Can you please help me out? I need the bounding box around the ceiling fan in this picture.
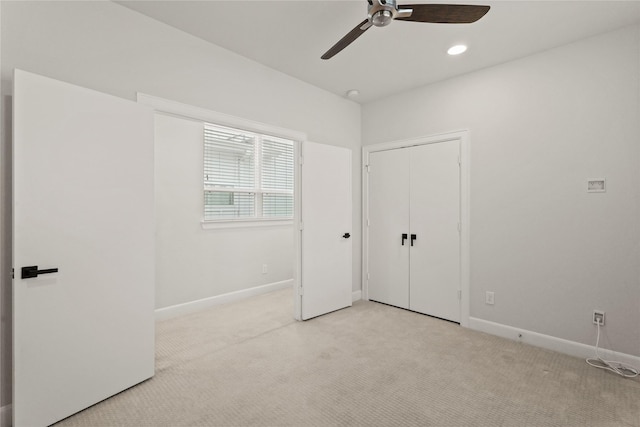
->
[322,0,490,60]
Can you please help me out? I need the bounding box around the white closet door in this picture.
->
[13,70,155,427]
[367,149,410,309]
[409,141,461,322]
[300,141,352,320]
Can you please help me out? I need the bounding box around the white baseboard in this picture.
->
[468,317,640,368]
[155,279,293,321]
[352,290,362,302]
[1,404,11,427]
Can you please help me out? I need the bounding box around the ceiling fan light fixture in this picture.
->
[447,44,468,56]
[372,10,393,27]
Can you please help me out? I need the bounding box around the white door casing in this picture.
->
[298,141,352,320]
[13,70,155,427]
[366,141,460,321]
[363,131,470,326]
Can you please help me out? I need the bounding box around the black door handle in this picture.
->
[21,265,59,279]
[411,234,417,246]
[342,233,351,239]
[401,233,408,246]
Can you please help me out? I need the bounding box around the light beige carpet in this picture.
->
[55,289,640,427]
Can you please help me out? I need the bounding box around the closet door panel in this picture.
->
[409,141,461,321]
[368,149,410,309]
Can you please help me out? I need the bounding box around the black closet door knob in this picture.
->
[342,233,351,239]
[410,234,417,246]
[401,233,408,245]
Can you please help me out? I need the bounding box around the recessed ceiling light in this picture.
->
[447,44,468,56]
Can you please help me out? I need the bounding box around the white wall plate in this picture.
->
[587,179,606,193]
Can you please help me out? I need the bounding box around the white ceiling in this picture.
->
[117,0,640,104]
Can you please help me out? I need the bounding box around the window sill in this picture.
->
[201,218,294,230]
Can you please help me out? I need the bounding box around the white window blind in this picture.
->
[204,125,255,189]
[203,123,294,221]
[261,136,294,218]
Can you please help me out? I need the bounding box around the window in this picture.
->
[204,123,294,221]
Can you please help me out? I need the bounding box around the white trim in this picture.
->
[201,219,293,230]
[1,404,11,427]
[293,141,302,321]
[155,279,293,321]
[361,130,471,326]
[361,148,370,302]
[363,129,469,153]
[136,93,307,142]
[469,317,640,368]
[459,132,471,328]
[352,290,362,302]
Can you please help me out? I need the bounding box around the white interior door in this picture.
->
[300,141,352,320]
[408,141,461,322]
[13,70,155,427]
[367,149,410,309]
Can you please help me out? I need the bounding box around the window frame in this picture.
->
[203,123,295,224]
[136,93,305,229]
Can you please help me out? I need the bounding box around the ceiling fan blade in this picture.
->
[395,4,490,24]
[322,19,372,60]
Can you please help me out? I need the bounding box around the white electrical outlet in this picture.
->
[593,310,605,326]
[485,291,495,305]
[262,264,268,274]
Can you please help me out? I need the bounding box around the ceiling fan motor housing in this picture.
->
[368,0,398,27]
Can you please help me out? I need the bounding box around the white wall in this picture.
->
[3,0,637,419]
[154,113,294,309]
[362,25,640,357]
[0,0,361,411]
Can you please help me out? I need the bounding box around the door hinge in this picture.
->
[11,268,14,279]
[299,156,304,165]
[457,222,461,233]
[299,222,304,231]
[458,290,462,300]
[366,164,370,173]
[298,287,304,296]
[367,272,370,281]
[457,156,461,166]
[367,218,370,227]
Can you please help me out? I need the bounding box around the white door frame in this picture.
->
[362,130,471,327]
[135,94,307,320]
[294,140,302,320]
[133,94,350,322]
